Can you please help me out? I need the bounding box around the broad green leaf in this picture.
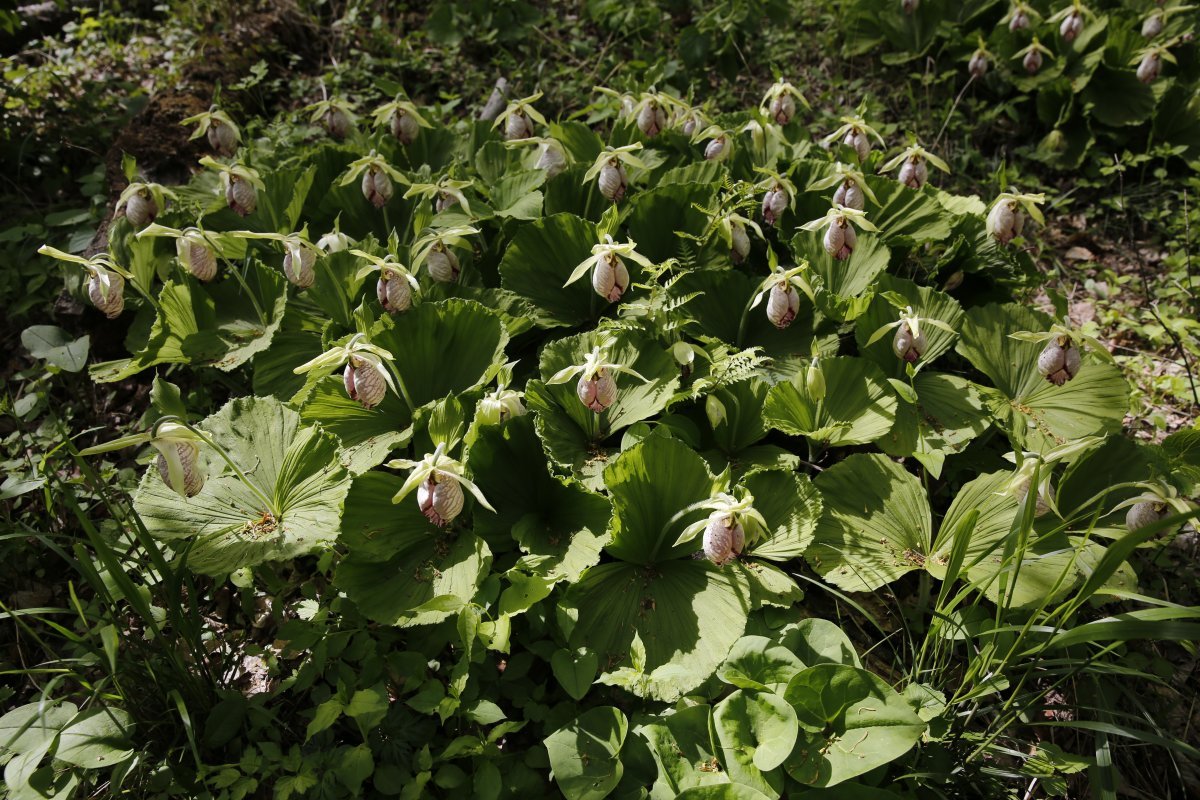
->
[603,434,720,564]
[21,325,90,372]
[565,559,751,701]
[0,702,78,754]
[1083,66,1157,127]
[335,472,492,627]
[636,705,726,795]
[298,376,413,475]
[498,213,600,327]
[853,274,963,377]
[526,328,680,480]
[783,664,924,787]
[489,169,546,220]
[929,470,1021,581]
[468,415,610,583]
[957,303,1128,452]
[625,181,716,264]
[810,454,931,592]
[544,707,628,800]
[862,177,954,244]
[968,535,1136,609]
[551,649,599,701]
[776,619,861,668]
[91,263,288,383]
[706,379,771,455]
[55,708,135,768]
[713,690,797,796]
[876,372,992,477]
[133,396,352,574]
[790,229,891,322]
[672,269,838,373]
[676,787,774,800]
[718,635,805,693]
[372,298,509,410]
[763,357,898,446]
[740,469,821,561]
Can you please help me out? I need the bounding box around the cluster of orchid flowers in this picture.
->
[961,0,1189,84]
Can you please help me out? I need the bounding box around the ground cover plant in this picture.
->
[2,2,1200,799]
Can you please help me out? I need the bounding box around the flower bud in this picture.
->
[988,200,1021,244]
[88,270,125,319]
[892,322,928,363]
[178,235,217,282]
[425,245,460,283]
[226,175,257,217]
[208,120,237,156]
[730,220,751,264]
[535,143,566,178]
[770,94,796,126]
[1060,12,1083,42]
[479,390,527,425]
[324,108,353,140]
[705,394,727,428]
[1136,52,1161,84]
[343,356,387,408]
[1142,13,1164,39]
[1037,337,1081,386]
[832,180,865,211]
[761,186,788,226]
[418,472,464,527]
[766,282,799,329]
[1010,10,1030,31]
[843,129,870,162]
[703,511,744,566]
[317,230,352,253]
[969,51,989,78]
[681,115,699,137]
[598,159,628,202]
[898,157,928,190]
[377,268,412,313]
[390,110,420,144]
[361,167,394,208]
[637,101,667,137]
[1023,49,1044,74]
[902,0,919,13]
[435,191,459,214]
[504,110,533,141]
[704,135,729,161]
[156,441,204,498]
[824,220,856,260]
[806,359,826,402]
[124,189,157,229]
[1014,478,1053,517]
[577,368,617,413]
[592,253,630,302]
[283,247,315,289]
[1126,500,1167,532]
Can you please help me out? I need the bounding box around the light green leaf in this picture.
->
[551,649,599,701]
[718,635,805,693]
[133,396,352,574]
[335,473,492,627]
[55,707,135,768]
[21,325,90,372]
[956,303,1128,452]
[763,357,898,446]
[498,213,601,327]
[544,707,628,800]
[713,690,796,796]
[783,664,924,787]
[810,454,931,592]
[565,559,751,701]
